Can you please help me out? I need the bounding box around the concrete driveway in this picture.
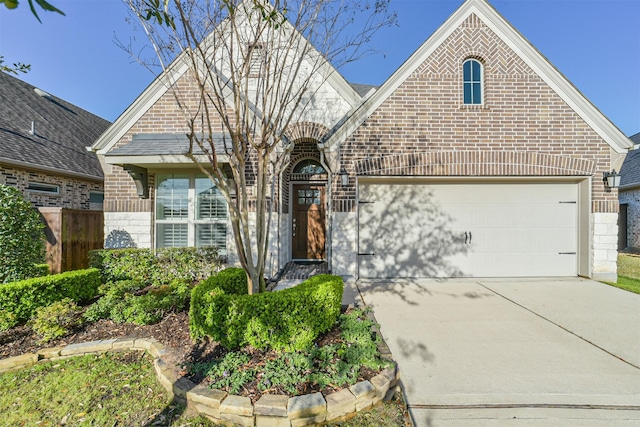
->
[356,278,640,426]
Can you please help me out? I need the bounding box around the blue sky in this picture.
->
[1,0,639,135]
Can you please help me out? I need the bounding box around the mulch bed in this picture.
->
[0,309,380,403]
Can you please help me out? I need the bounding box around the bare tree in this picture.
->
[123,0,394,293]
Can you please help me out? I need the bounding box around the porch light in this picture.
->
[339,168,349,186]
[603,169,621,190]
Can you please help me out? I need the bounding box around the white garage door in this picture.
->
[358,181,578,278]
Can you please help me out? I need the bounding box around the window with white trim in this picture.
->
[463,58,483,105]
[156,174,227,253]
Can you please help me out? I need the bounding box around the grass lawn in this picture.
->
[0,350,410,426]
[606,254,640,295]
[0,351,213,426]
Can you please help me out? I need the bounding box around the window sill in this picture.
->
[460,104,490,111]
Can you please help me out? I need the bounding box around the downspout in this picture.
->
[319,149,333,273]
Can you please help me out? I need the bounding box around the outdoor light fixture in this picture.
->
[339,168,349,186]
[603,169,621,190]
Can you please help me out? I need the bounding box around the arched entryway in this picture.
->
[289,159,327,260]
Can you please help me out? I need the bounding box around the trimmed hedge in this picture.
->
[0,268,101,330]
[33,264,50,278]
[89,247,223,285]
[190,269,344,351]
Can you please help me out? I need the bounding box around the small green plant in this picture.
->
[0,184,45,283]
[197,352,254,394]
[31,298,83,343]
[84,279,191,326]
[259,352,313,394]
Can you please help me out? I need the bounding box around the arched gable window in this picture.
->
[293,159,325,175]
[463,59,483,105]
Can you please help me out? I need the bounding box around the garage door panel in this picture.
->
[358,182,578,278]
[358,184,470,278]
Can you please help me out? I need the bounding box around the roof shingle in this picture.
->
[0,72,110,180]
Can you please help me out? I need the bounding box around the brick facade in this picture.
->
[334,14,617,214]
[0,165,103,210]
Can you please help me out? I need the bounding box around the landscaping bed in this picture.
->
[0,306,390,405]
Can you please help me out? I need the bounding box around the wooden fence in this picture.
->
[38,208,104,274]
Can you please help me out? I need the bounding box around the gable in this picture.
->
[322,0,631,154]
[92,2,364,156]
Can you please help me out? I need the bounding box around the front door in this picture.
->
[292,184,326,259]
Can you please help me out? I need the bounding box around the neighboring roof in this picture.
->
[321,0,633,154]
[620,132,640,189]
[0,72,110,181]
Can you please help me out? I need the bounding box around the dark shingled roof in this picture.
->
[620,132,640,188]
[0,72,110,180]
[107,133,229,157]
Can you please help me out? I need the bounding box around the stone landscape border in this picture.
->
[0,336,400,426]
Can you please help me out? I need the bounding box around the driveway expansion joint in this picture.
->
[476,281,640,371]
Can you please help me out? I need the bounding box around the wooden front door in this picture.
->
[292,184,326,259]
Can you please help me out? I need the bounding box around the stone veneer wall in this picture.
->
[0,165,103,210]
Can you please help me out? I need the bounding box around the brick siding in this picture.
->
[0,165,103,210]
[334,14,617,213]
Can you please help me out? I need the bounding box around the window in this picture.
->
[27,182,59,194]
[156,174,227,253]
[89,192,104,204]
[463,59,483,105]
[293,159,325,175]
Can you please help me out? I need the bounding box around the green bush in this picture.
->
[31,298,83,343]
[33,264,50,277]
[83,279,145,323]
[84,279,191,326]
[89,247,223,285]
[0,185,45,283]
[190,270,343,351]
[199,267,248,296]
[0,268,100,331]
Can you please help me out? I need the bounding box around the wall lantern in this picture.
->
[603,169,621,190]
[338,168,349,186]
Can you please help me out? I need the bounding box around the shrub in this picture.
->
[84,279,191,325]
[33,264,50,277]
[199,267,248,296]
[31,298,83,343]
[83,279,145,323]
[0,185,45,283]
[0,268,100,330]
[89,247,223,285]
[190,270,343,351]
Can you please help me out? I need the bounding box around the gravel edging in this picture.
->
[0,336,400,426]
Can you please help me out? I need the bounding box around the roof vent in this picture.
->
[34,88,52,99]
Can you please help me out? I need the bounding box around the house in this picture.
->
[0,72,109,209]
[91,0,632,282]
[618,132,640,251]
